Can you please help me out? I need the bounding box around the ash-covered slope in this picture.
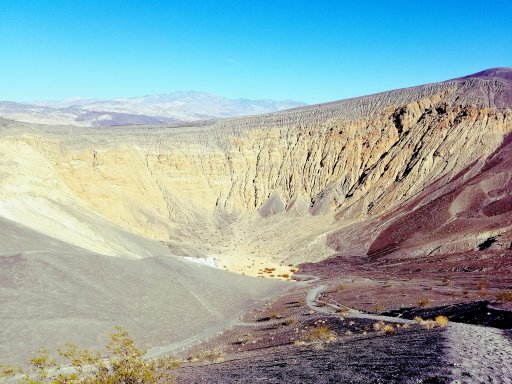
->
[0,215,286,364]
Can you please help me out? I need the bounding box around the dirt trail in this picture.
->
[445,322,512,383]
[307,282,512,384]
[305,283,414,324]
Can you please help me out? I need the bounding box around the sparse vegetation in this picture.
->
[478,281,488,290]
[270,311,282,319]
[337,306,350,314]
[435,315,449,327]
[496,290,512,302]
[282,316,298,326]
[414,316,435,329]
[372,304,385,313]
[414,315,449,329]
[416,297,431,307]
[300,321,336,343]
[0,327,177,384]
[477,281,489,297]
[187,349,225,363]
[233,333,257,345]
[372,321,396,334]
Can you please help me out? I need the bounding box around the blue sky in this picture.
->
[1,0,511,103]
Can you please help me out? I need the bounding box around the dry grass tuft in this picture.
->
[435,315,449,327]
[415,316,447,329]
[496,290,512,302]
[282,316,298,326]
[270,311,282,319]
[302,322,337,343]
[372,320,385,332]
[478,281,488,290]
[337,306,350,314]
[233,333,257,345]
[188,349,225,363]
[372,304,385,313]
[1,327,179,384]
[373,321,395,334]
[416,297,431,307]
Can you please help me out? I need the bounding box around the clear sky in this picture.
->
[1,0,511,103]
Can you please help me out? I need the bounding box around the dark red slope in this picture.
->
[367,133,512,259]
[458,67,512,83]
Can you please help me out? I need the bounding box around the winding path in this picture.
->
[150,272,512,384]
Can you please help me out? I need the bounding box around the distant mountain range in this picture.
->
[0,91,306,126]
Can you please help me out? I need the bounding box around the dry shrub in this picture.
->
[233,333,257,345]
[416,297,431,307]
[302,323,336,343]
[270,311,282,319]
[415,316,445,329]
[336,284,347,291]
[337,306,350,314]
[188,349,225,363]
[0,365,22,378]
[373,321,395,334]
[496,290,512,302]
[372,304,385,313]
[372,320,385,332]
[282,316,298,326]
[478,281,488,290]
[0,327,177,384]
[435,315,449,327]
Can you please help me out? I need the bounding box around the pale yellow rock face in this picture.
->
[1,77,511,276]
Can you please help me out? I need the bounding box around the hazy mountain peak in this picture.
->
[0,92,306,126]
